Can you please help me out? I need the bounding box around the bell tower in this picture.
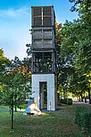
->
[31,6,56,111]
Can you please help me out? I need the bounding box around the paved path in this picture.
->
[73,101,91,108]
[55,101,91,114]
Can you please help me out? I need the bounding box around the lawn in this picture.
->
[0,104,87,137]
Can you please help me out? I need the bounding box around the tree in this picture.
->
[56,14,91,102]
[69,0,91,103]
[55,0,91,103]
[0,49,10,104]
[56,22,76,99]
[0,56,31,129]
[0,49,10,82]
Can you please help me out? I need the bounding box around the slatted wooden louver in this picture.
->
[32,6,53,27]
[32,7,42,27]
[43,7,52,26]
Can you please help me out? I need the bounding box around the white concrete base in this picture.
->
[32,74,56,111]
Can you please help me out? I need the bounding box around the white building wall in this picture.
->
[32,74,56,111]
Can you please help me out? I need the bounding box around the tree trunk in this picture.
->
[15,89,17,112]
[85,97,87,103]
[78,96,80,102]
[80,92,83,102]
[57,93,60,104]
[11,100,14,129]
[88,88,91,104]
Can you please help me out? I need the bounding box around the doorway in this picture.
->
[39,82,47,110]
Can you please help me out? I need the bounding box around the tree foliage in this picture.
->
[0,55,31,129]
[55,0,91,102]
[1,57,31,106]
[0,49,10,81]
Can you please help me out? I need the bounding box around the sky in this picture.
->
[0,0,78,60]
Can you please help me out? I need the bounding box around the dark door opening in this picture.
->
[39,82,47,110]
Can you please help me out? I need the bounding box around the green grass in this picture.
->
[0,105,86,137]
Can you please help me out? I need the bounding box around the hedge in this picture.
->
[60,98,73,105]
[75,106,91,135]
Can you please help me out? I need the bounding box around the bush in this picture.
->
[75,106,91,134]
[60,98,73,105]
[80,111,91,133]
[75,106,87,126]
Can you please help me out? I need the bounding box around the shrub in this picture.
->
[75,106,91,134]
[60,98,73,105]
[75,106,87,126]
[80,111,91,133]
